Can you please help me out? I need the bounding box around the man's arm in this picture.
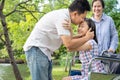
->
[61,29,94,50]
[68,41,92,51]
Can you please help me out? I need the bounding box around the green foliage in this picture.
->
[7,13,38,58]
[3,0,19,14]
[0,48,8,58]
[59,52,74,66]
[53,0,71,9]
[104,0,118,14]
[110,12,120,29]
[0,42,4,50]
[53,45,67,59]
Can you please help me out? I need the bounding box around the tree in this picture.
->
[0,0,53,79]
[0,0,32,79]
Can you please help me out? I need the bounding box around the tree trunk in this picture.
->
[0,9,23,80]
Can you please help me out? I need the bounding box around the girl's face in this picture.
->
[92,0,103,17]
[78,21,89,37]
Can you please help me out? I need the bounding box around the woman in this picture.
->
[91,0,118,54]
[62,18,105,80]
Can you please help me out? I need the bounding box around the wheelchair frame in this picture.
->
[68,52,120,80]
[88,56,120,80]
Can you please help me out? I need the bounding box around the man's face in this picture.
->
[71,11,87,25]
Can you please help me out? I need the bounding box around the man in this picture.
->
[23,0,93,80]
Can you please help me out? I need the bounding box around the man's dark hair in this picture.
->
[69,0,91,14]
[85,18,98,43]
[92,0,105,9]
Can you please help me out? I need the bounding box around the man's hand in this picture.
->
[62,19,72,31]
[85,28,94,40]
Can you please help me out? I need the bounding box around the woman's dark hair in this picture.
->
[85,18,98,43]
[92,0,105,9]
[69,0,91,14]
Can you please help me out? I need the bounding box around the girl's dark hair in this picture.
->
[69,0,91,14]
[92,0,105,9]
[85,18,98,43]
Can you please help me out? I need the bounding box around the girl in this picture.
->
[62,18,105,80]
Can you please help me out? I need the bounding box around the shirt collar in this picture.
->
[91,13,106,22]
[101,13,106,20]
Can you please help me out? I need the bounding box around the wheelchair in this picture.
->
[68,51,120,80]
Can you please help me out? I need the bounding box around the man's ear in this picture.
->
[73,11,78,16]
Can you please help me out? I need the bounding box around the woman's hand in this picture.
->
[108,49,114,53]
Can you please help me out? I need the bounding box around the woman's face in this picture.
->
[78,21,89,37]
[92,0,103,17]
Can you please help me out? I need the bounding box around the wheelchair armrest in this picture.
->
[88,56,120,73]
[92,56,120,62]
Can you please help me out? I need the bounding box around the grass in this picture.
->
[0,63,119,80]
[52,64,81,80]
[0,63,80,80]
[52,64,120,80]
[53,66,68,80]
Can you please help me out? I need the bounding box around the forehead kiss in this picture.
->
[79,20,87,27]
